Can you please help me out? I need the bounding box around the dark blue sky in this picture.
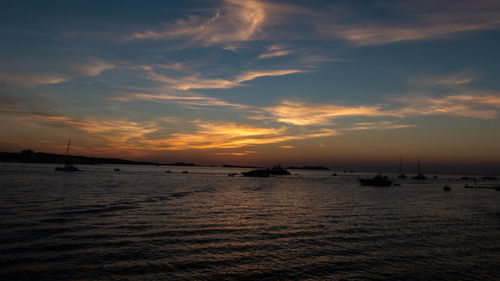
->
[1,0,499,169]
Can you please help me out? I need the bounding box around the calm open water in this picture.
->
[0,163,499,280]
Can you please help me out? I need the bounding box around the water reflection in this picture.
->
[0,163,499,280]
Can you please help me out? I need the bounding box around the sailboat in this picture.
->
[55,139,80,172]
[398,156,407,179]
[412,158,426,180]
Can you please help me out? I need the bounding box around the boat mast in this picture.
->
[399,156,403,174]
[65,139,71,164]
[417,158,421,174]
[66,139,71,156]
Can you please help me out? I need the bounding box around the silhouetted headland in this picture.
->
[223,164,262,168]
[0,150,160,166]
[242,164,291,177]
[164,162,196,166]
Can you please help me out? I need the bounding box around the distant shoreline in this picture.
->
[222,164,263,168]
[286,166,330,171]
[0,151,195,166]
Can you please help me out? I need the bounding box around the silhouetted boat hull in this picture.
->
[359,175,392,187]
[413,174,427,180]
[55,164,80,172]
[242,169,270,177]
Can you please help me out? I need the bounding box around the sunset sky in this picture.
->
[1,0,500,171]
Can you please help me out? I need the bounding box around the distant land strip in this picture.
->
[222,164,263,168]
[286,166,330,170]
[0,150,196,166]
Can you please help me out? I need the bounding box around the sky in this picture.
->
[1,0,500,172]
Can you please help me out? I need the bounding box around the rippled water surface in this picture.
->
[1,163,499,280]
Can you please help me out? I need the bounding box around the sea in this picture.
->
[1,163,499,280]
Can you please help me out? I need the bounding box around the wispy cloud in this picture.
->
[0,59,115,87]
[145,68,304,91]
[234,69,303,84]
[250,92,500,128]
[258,45,293,59]
[252,100,390,126]
[258,49,293,59]
[216,150,257,156]
[346,121,416,131]
[0,73,68,86]
[67,59,115,77]
[394,93,500,119]
[113,92,248,109]
[409,71,476,87]
[14,112,158,147]
[318,1,500,46]
[141,120,338,150]
[125,0,266,46]
[123,0,314,48]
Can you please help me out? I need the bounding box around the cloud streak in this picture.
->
[0,59,115,87]
[113,92,248,109]
[318,0,500,46]
[409,71,476,87]
[142,120,338,150]
[145,68,304,91]
[394,93,500,119]
[125,0,266,46]
[252,100,390,125]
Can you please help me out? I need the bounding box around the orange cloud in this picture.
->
[319,2,500,46]
[115,92,248,109]
[253,100,390,125]
[141,120,338,150]
[234,69,303,84]
[125,0,266,45]
[394,93,500,119]
[258,45,293,59]
[0,59,115,87]
[67,59,115,76]
[0,73,68,86]
[346,121,416,131]
[216,151,257,156]
[16,113,158,150]
[144,68,304,91]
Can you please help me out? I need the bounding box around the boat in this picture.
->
[182,170,188,174]
[412,158,426,180]
[113,168,120,172]
[228,173,237,177]
[268,164,291,175]
[242,169,270,177]
[55,139,80,172]
[443,186,451,191]
[398,156,407,179]
[242,164,291,177]
[359,174,393,187]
